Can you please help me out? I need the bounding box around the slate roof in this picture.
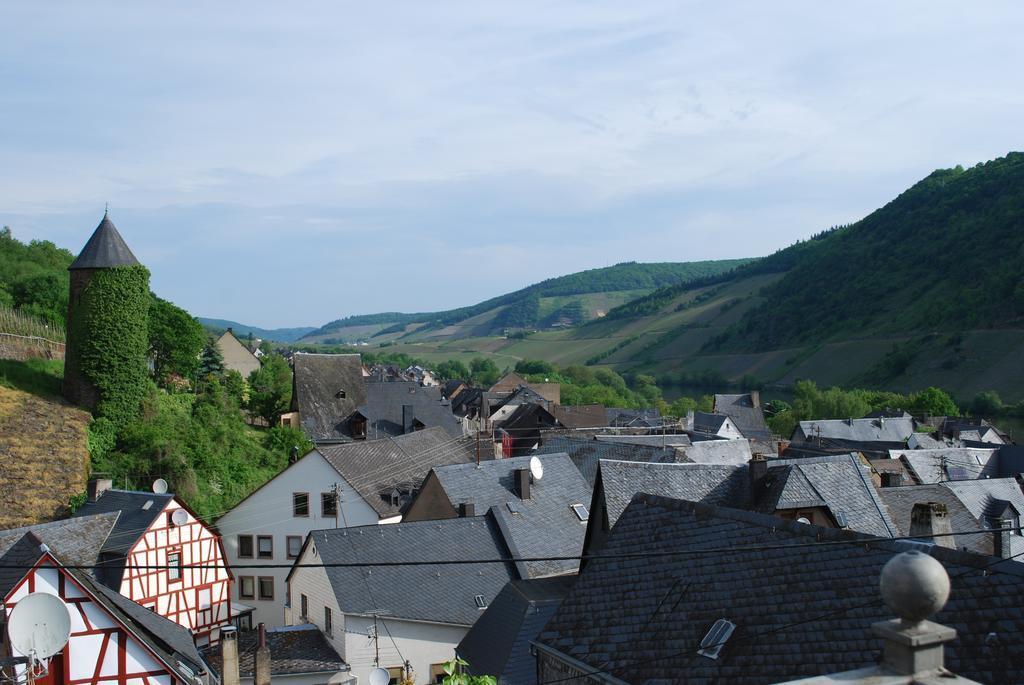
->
[552,404,607,430]
[291,353,367,442]
[360,381,464,439]
[426,454,590,578]
[795,416,916,443]
[942,478,1024,524]
[593,433,691,448]
[877,484,991,555]
[714,393,773,443]
[68,213,141,269]
[203,624,347,677]
[537,494,1024,685]
[678,438,752,465]
[73,490,174,555]
[535,435,684,487]
[597,453,898,539]
[690,411,729,435]
[304,514,518,626]
[0,512,119,567]
[318,426,476,519]
[893,447,1000,484]
[458,576,575,685]
[605,408,663,428]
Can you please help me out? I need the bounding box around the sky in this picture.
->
[1,2,1022,329]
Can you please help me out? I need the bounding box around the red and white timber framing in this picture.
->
[5,556,195,685]
[119,499,232,644]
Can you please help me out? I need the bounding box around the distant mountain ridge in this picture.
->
[197,318,317,343]
[301,259,752,343]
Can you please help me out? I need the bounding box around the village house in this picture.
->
[713,391,774,449]
[215,427,477,627]
[684,410,746,440]
[285,514,519,685]
[69,481,236,645]
[404,453,591,578]
[215,328,261,378]
[792,415,917,445]
[203,623,352,685]
[1,531,215,685]
[489,373,561,405]
[534,494,1024,684]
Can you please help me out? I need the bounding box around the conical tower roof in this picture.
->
[69,211,141,270]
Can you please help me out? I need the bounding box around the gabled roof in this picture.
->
[714,393,773,443]
[73,490,174,555]
[593,433,691,447]
[551,404,607,430]
[69,213,141,269]
[360,381,464,439]
[605,408,663,428]
[537,494,1024,685]
[202,624,347,677]
[318,426,476,519]
[536,435,684,487]
[291,353,367,441]
[424,454,591,578]
[893,447,1000,484]
[0,512,119,567]
[306,514,518,626]
[796,416,916,443]
[877,484,991,555]
[942,478,1024,524]
[691,411,730,435]
[458,576,574,685]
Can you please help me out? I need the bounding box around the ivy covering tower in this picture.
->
[64,211,150,426]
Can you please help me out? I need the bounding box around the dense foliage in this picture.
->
[0,227,74,326]
[706,153,1024,351]
[69,266,151,427]
[247,352,293,425]
[309,260,750,338]
[149,296,205,381]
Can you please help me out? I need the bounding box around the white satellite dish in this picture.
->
[796,517,811,525]
[171,509,189,526]
[7,593,71,661]
[369,667,391,685]
[529,456,544,481]
[152,478,168,494]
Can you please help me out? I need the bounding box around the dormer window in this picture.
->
[336,389,347,399]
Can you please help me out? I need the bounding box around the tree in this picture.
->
[514,359,555,376]
[197,340,225,379]
[469,357,500,386]
[247,353,293,426]
[148,296,205,382]
[440,657,495,685]
[907,387,959,417]
[435,359,471,381]
[970,390,1003,417]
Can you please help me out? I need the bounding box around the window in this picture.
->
[387,667,405,685]
[430,664,448,684]
[474,594,487,609]
[571,503,589,522]
[324,607,333,636]
[258,576,274,600]
[294,492,310,517]
[698,619,736,659]
[167,551,182,581]
[322,492,337,517]
[257,536,273,559]
[287,536,303,559]
[300,594,308,620]
[239,576,255,599]
[238,535,254,558]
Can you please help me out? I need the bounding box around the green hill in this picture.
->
[301,259,751,343]
[197,318,317,343]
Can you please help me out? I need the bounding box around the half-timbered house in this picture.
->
[1,532,214,685]
[73,481,238,645]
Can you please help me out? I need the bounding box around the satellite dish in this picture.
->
[7,593,71,661]
[152,478,168,494]
[171,509,189,526]
[369,667,390,685]
[529,456,544,481]
[796,517,811,525]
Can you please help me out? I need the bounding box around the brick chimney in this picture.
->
[220,626,240,685]
[87,478,113,502]
[254,623,271,685]
[880,472,902,487]
[748,454,769,491]
[515,468,531,500]
[749,390,760,408]
[993,516,1014,559]
[910,502,955,549]
[459,502,475,518]
[402,404,415,434]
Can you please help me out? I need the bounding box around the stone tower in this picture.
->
[64,211,144,410]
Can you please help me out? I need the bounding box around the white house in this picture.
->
[285,515,519,685]
[215,427,476,627]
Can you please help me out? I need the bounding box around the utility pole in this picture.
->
[331,483,339,529]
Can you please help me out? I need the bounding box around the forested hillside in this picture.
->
[0,227,74,326]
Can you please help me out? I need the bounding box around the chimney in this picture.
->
[749,390,760,408]
[402,404,415,434]
[880,472,902,487]
[910,502,955,549]
[221,626,240,685]
[994,517,1013,559]
[515,468,531,500]
[748,454,769,490]
[87,478,113,502]
[254,623,271,685]
[459,502,475,518]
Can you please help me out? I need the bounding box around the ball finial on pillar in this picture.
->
[879,550,950,625]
